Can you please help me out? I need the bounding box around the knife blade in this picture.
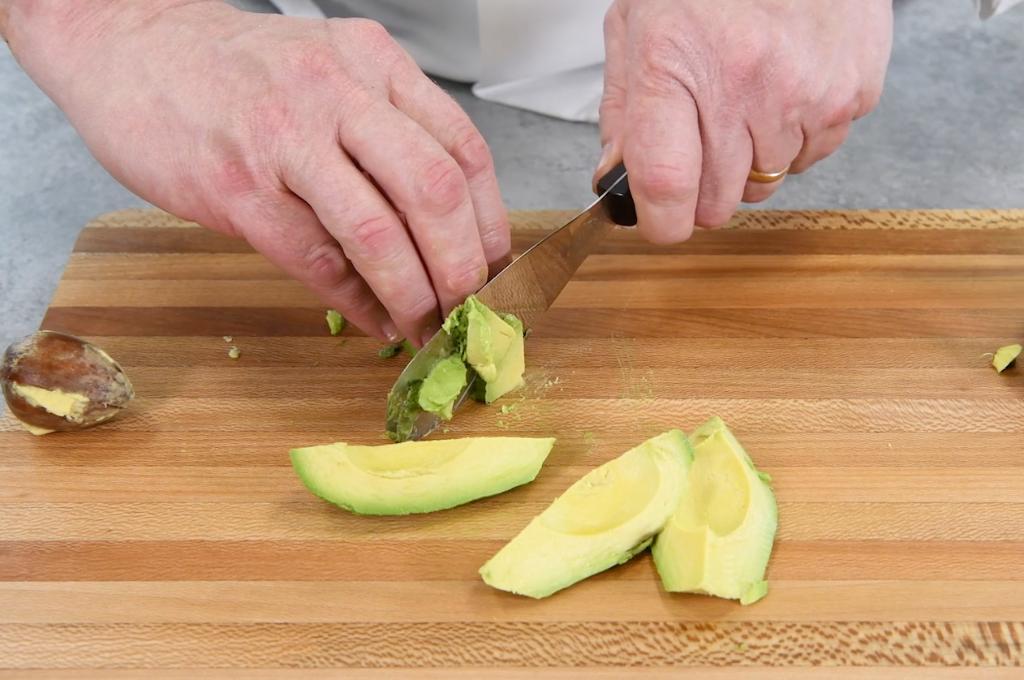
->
[385,163,636,441]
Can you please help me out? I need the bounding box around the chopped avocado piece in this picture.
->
[652,417,777,604]
[993,343,1021,373]
[378,343,403,359]
[325,309,345,336]
[417,355,468,420]
[401,339,417,356]
[386,380,422,443]
[465,298,525,403]
[290,436,555,515]
[227,346,241,360]
[479,429,690,598]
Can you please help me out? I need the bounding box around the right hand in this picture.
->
[7,1,511,345]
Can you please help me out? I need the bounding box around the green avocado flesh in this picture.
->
[387,295,525,441]
[479,430,691,598]
[993,343,1021,373]
[651,417,777,604]
[290,436,555,515]
[417,355,468,419]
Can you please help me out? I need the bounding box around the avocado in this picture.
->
[386,296,526,441]
[479,429,690,598]
[290,436,555,515]
[993,343,1021,373]
[417,355,468,419]
[651,417,777,604]
[444,295,525,404]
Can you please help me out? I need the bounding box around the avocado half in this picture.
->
[290,436,554,515]
[652,417,778,604]
[479,429,691,598]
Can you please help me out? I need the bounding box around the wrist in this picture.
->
[4,1,224,101]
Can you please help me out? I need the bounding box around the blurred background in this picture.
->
[1,0,1022,351]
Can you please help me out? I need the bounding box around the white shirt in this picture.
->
[271,0,1022,123]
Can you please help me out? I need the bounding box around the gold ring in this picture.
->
[747,165,790,184]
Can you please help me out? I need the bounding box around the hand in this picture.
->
[596,0,893,243]
[6,1,510,345]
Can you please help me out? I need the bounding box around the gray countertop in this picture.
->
[1,0,1022,353]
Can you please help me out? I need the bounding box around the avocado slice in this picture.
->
[291,436,555,515]
[651,417,777,604]
[479,429,691,598]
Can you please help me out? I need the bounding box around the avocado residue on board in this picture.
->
[386,295,525,442]
[325,309,346,336]
[993,343,1022,373]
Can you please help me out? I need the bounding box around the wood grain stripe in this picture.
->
[2,670,1021,679]
[3,431,1022,468]
[2,581,1024,623]
[1,502,1020,542]
[0,621,1022,667]
[0,540,1018,582]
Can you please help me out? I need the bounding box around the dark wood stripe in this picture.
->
[40,306,1024,338]
[72,225,1024,256]
[0,540,1017,582]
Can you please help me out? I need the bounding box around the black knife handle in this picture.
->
[595,162,637,227]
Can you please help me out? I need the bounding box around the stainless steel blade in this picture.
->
[385,172,629,441]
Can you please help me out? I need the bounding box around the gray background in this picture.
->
[1,0,1023,352]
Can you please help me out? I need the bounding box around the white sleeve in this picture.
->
[976,0,1024,18]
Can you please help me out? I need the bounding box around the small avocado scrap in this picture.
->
[993,343,1021,373]
[378,343,403,359]
[290,436,555,515]
[417,355,468,419]
[479,429,691,598]
[652,417,778,605]
[325,309,345,336]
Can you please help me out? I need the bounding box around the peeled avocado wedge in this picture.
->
[652,417,778,605]
[291,436,555,515]
[479,429,691,599]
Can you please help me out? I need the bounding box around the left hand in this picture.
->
[595,0,893,244]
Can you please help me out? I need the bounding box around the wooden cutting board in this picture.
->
[1,208,1023,677]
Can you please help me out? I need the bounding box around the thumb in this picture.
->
[594,2,628,190]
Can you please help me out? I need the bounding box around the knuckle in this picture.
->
[638,32,690,90]
[349,18,395,51]
[694,199,737,229]
[450,126,493,178]
[347,213,399,253]
[415,158,468,215]
[632,161,698,206]
[301,241,350,289]
[444,258,487,296]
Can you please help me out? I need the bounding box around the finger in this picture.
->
[693,117,753,228]
[594,2,629,188]
[622,80,702,245]
[232,190,396,342]
[284,148,441,346]
[340,100,489,316]
[791,122,851,174]
[389,73,511,275]
[742,122,805,203]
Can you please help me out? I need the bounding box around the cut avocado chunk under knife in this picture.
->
[479,429,691,599]
[652,417,778,605]
[291,436,555,515]
[387,295,526,441]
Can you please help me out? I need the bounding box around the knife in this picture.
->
[385,163,637,441]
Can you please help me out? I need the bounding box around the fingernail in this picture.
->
[382,320,400,343]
